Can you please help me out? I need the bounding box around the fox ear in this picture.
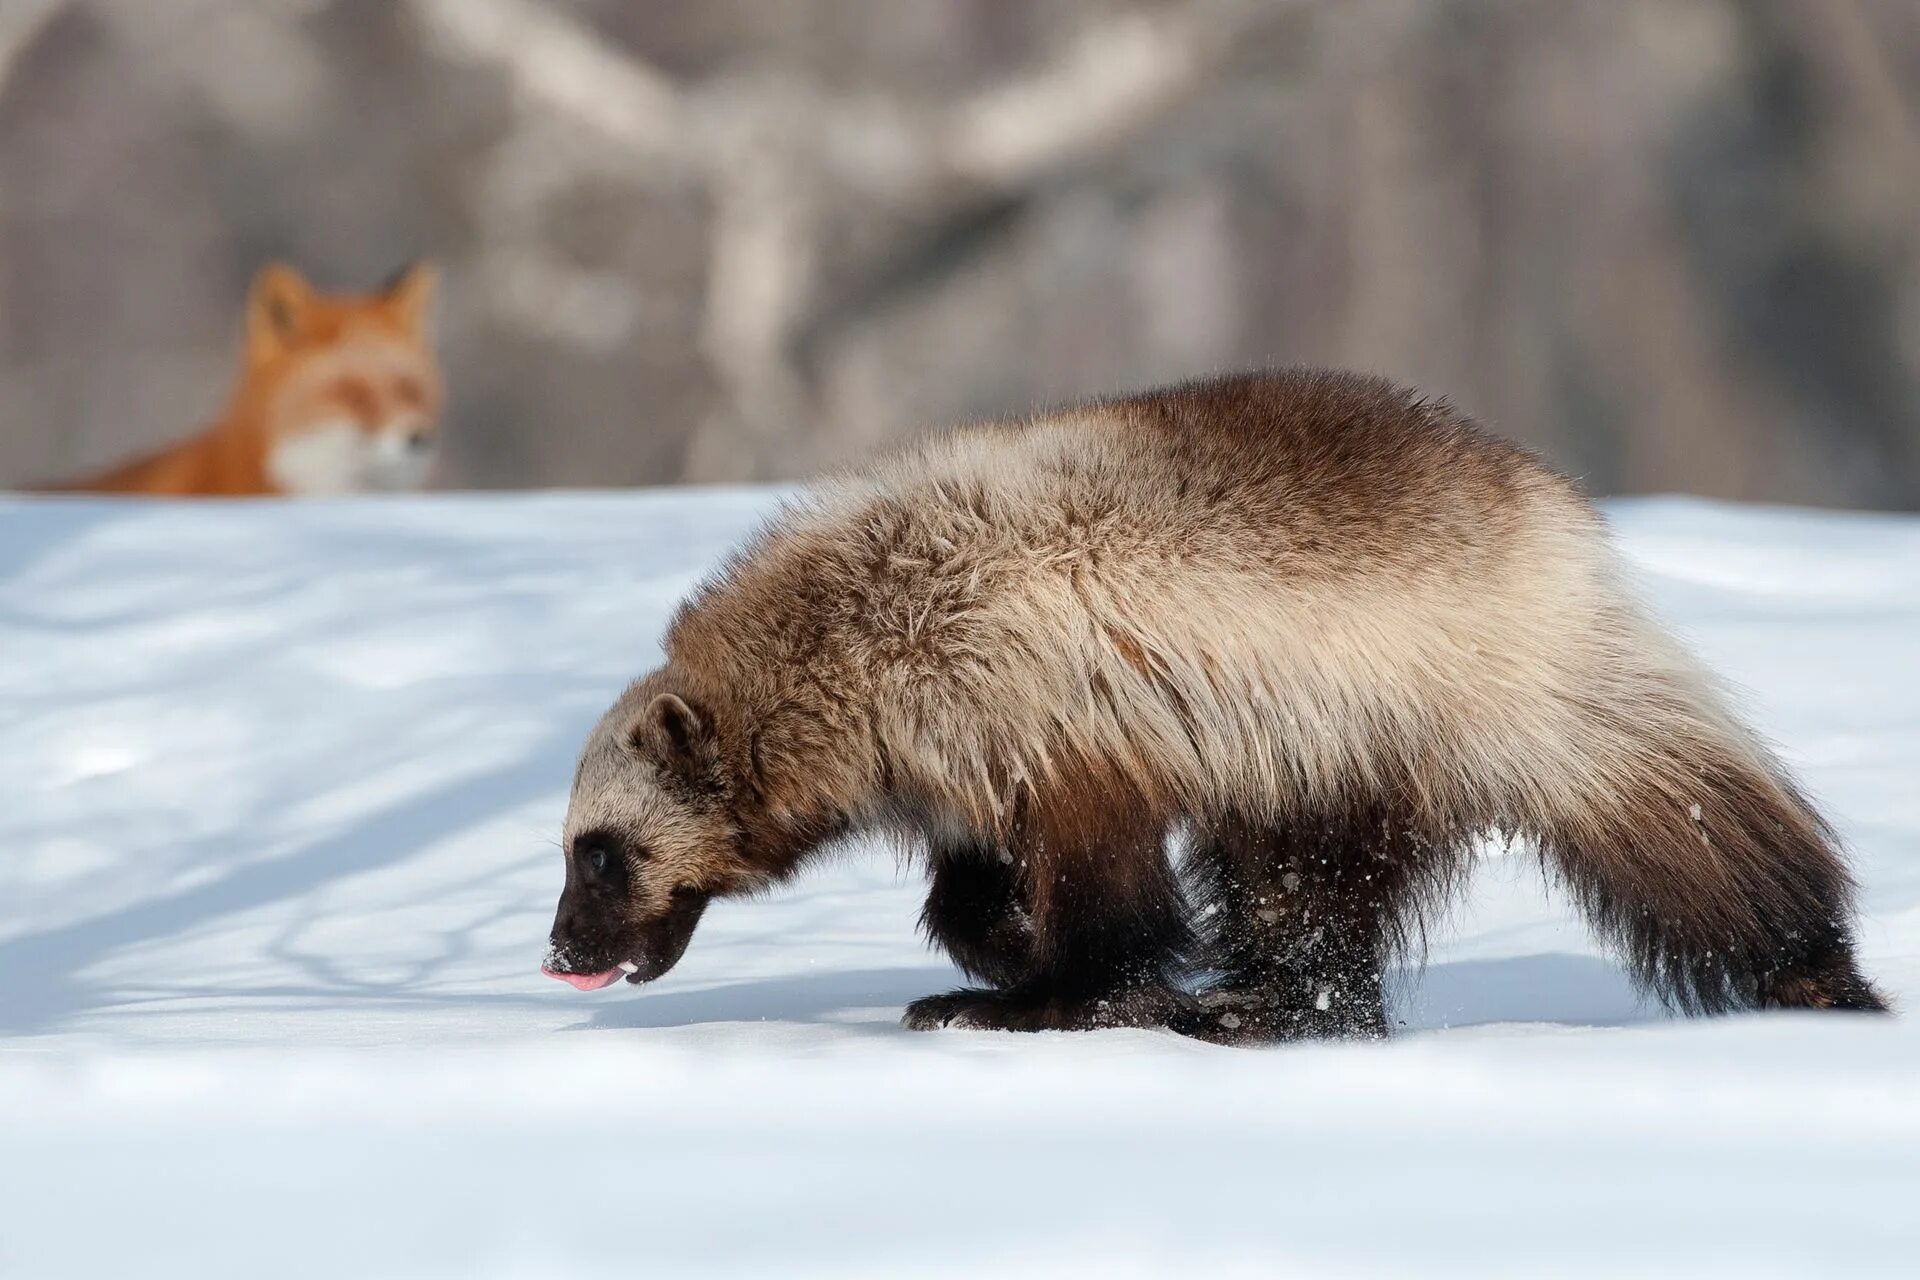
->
[628,693,715,776]
[381,261,439,340]
[247,263,314,360]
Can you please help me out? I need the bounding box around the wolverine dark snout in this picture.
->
[542,883,711,990]
[626,888,710,982]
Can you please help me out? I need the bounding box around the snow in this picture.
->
[3,489,1917,1277]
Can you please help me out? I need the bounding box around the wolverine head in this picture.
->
[543,676,753,991]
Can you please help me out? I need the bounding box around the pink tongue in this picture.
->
[542,965,625,991]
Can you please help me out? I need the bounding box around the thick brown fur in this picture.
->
[550,368,1887,1038]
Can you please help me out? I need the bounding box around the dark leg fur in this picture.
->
[1755,937,1886,1011]
[909,714,1887,1037]
[905,779,1193,1033]
[917,844,1035,989]
[1178,807,1466,1044]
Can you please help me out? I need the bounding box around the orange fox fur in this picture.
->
[46,263,444,497]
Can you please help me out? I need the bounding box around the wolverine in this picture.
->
[543,369,1886,1041]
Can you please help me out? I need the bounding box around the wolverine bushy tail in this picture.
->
[1535,638,1886,1015]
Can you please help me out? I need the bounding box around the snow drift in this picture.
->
[2,490,1916,1277]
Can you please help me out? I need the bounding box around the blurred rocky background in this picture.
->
[3,0,1919,506]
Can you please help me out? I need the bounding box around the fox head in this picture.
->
[240,262,446,495]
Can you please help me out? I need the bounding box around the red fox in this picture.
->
[44,262,444,496]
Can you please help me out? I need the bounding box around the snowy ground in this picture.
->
[2,489,1916,1278]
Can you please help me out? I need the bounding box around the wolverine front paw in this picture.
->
[902,987,1013,1031]
[902,985,1185,1033]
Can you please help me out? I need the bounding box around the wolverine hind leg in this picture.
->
[1178,806,1467,1044]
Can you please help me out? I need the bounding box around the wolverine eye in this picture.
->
[573,832,637,883]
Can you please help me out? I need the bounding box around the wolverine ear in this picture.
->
[630,693,714,774]
[381,261,439,340]
[247,262,315,359]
